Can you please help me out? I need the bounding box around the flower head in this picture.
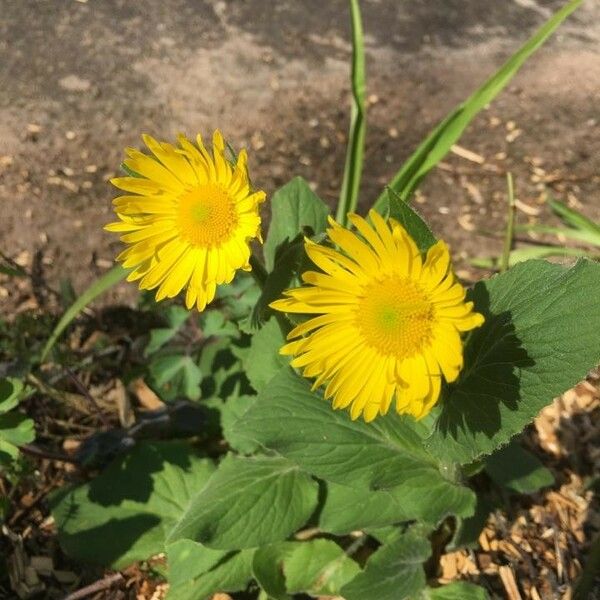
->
[105,131,265,310]
[271,211,484,422]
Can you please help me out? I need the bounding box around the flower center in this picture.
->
[177,184,238,247]
[356,277,434,358]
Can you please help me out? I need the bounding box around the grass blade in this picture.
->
[373,0,582,212]
[41,265,128,362]
[549,199,600,242]
[335,0,366,225]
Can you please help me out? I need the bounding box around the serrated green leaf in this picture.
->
[340,528,430,600]
[245,318,288,393]
[200,311,240,339]
[387,189,436,252]
[0,378,24,413]
[427,259,600,464]
[372,0,582,210]
[221,395,259,454]
[427,581,490,600]
[485,439,554,494]
[166,541,254,600]
[149,353,202,401]
[168,454,319,550]
[51,442,215,568]
[234,368,475,527]
[263,177,329,270]
[319,476,474,534]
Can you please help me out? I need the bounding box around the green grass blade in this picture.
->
[335,0,366,225]
[373,0,582,212]
[471,245,592,270]
[550,199,600,241]
[41,265,128,362]
[516,224,600,247]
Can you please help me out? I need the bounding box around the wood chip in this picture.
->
[499,565,523,600]
[130,378,164,411]
[450,144,485,164]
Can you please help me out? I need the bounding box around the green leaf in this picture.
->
[253,543,293,600]
[235,368,475,525]
[221,395,259,454]
[41,265,128,362]
[148,353,202,401]
[0,413,35,447]
[450,493,498,550]
[335,0,366,225]
[426,259,600,464]
[387,188,437,252]
[253,540,360,599]
[168,454,319,550]
[263,177,329,270]
[284,539,361,596]
[485,440,554,494]
[200,311,239,338]
[166,541,254,600]
[340,528,430,600]
[245,318,288,393]
[145,306,190,356]
[373,0,582,210]
[252,236,308,327]
[0,378,24,413]
[320,477,474,533]
[51,442,215,568]
[427,581,490,600]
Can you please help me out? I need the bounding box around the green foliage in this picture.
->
[340,528,430,600]
[168,454,319,549]
[253,539,361,599]
[0,378,34,465]
[263,177,329,270]
[387,188,437,252]
[427,581,490,599]
[484,439,554,494]
[235,368,475,525]
[426,259,600,464]
[372,0,582,211]
[244,317,288,393]
[166,541,255,600]
[51,442,215,568]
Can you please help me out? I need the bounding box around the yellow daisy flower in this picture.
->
[270,211,484,422]
[105,131,265,311]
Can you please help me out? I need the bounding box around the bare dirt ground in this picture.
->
[1,0,599,312]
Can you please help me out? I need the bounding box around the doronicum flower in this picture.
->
[105,131,265,311]
[270,211,484,422]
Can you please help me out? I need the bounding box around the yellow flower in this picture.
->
[270,211,484,422]
[105,131,265,310]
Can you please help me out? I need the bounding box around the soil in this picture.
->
[1,0,600,312]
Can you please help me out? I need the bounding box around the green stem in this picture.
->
[500,172,516,272]
[335,0,366,225]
